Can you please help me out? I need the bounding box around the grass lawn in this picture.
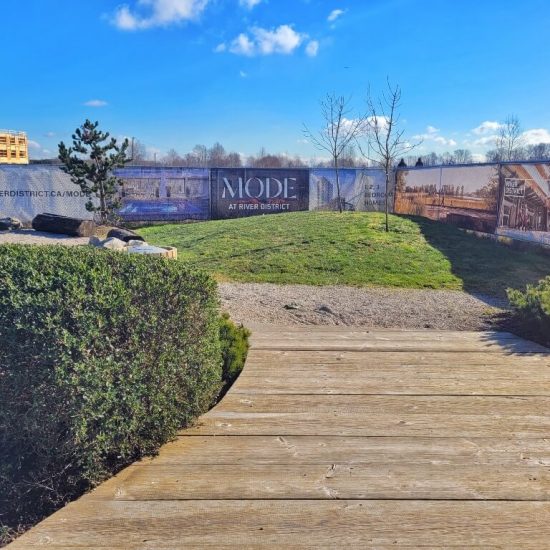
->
[138,212,550,297]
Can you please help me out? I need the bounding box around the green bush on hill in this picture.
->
[0,245,248,538]
[508,277,550,346]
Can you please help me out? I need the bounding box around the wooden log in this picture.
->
[107,227,144,242]
[32,213,95,237]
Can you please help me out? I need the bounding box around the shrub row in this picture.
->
[508,276,550,346]
[0,245,247,537]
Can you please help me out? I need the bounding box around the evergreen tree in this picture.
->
[58,120,130,224]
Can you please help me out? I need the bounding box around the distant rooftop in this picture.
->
[0,129,27,137]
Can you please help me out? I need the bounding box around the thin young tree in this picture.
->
[359,81,420,231]
[58,120,130,224]
[496,115,524,161]
[303,94,366,212]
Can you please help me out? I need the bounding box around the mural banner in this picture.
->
[114,167,210,222]
[211,168,309,219]
[309,168,390,212]
[496,163,550,245]
[394,164,500,233]
[0,165,93,224]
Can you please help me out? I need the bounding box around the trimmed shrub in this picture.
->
[0,245,223,533]
[219,313,251,387]
[508,276,550,346]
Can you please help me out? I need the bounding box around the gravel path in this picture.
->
[219,283,508,331]
[0,230,89,246]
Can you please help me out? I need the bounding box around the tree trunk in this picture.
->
[335,159,343,213]
[385,168,390,232]
[32,213,96,237]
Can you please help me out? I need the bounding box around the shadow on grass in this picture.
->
[408,215,550,300]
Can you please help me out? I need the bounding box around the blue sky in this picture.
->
[2,0,550,161]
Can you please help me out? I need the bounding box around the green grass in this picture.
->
[138,212,550,297]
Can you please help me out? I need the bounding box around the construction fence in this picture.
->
[2,162,550,247]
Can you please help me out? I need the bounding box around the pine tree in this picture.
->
[58,120,130,224]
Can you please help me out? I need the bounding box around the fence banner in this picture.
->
[394,164,500,233]
[496,163,550,245]
[114,167,210,222]
[210,168,309,219]
[309,168,389,211]
[0,165,93,224]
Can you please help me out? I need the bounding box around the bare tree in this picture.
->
[496,115,524,161]
[452,149,473,164]
[129,138,148,164]
[163,148,183,166]
[303,94,366,212]
[360,81,420,231]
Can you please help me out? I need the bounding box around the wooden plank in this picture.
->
[250,339,548,352]
[11,500,550,548]
[89,462,550,501]
[153,435,550,467]
[192,412,550,437]
[231,374,550,396]
[212,394,550,415]
[247,349,550,367]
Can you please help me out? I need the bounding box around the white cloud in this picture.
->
[44,131,56,138]
[472,121,503,135]
[112,0,209,30]
[522,128,550,145]
[327,9,345,22]
[412,125,456,147]
[229,33,256,55]
[214,42,226,52]
[28,140,41,150]
[239,70,248,78]
[239,0,262,9]
[84,99,108,107]
[471,153,486,162]
[305,40,319,57]
[228,25,306,56]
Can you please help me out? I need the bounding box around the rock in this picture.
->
[0,217,22,231]
[101,237,127,250]
[126,244,171,256]
[317,305,335,315]
[107,228,144,243]
[127,239,146,247]
[284,303,301,310]
[88,236,103,247]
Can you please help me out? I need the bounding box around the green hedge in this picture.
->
[219,313,251,387]
[0,245,233,534]
[508,276,550,346]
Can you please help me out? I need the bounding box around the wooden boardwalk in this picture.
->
[11,327,550,548]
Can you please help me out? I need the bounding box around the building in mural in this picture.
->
[394,164,500,233]
[210,168,309,219]
[496,163,550,245]
[309,169,390,212]
[113,167,210,222]
[0,130,29,165]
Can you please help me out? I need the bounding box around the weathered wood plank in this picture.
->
[247,349,550,367]
[89,462,550,501]
[231,375,550,395]
[153,435,550,466]
[211,394,550,415]
[12,500,550,548]
[192,412,550,437]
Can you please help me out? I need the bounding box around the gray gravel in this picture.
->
[0,230,89,246]
[219,283,508,331]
